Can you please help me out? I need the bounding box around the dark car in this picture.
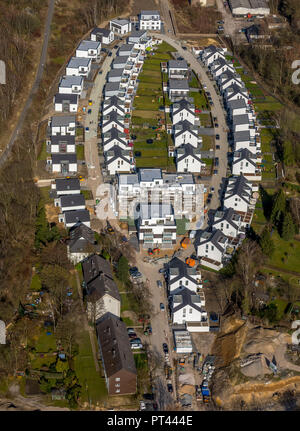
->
[128,332,137,339]
[134,151,141,157]
[163,343,168,354]
[131,135,137,140]
[160,303,165,311]
[215,134,220,140]
[216,144,220,150]
[215,157,219,167]
[182,46,187,50]
[210,312,219,322]
[213,169,218,175]
[167,384,173,393]
[143,393,154,401]
[108,52,112,57]
[159,268,166,274]
[146,139,153,144]
[98,70,103,74]
[213,116,217,122]
[129,267,138,275]
[214,123,219,128]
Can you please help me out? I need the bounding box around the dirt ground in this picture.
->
[130,0,161,17]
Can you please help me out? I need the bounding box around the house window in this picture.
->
[115,389,120,393]
[185,281,188,286]
[115,378,120,381]
[183,309,186,317]
[115,383,120,387]
[226,224,229,229]
[211,246,214,251]
[189,308,193,314]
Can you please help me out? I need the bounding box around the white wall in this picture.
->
[177,155,202,173]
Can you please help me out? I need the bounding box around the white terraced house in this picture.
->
[232,114,255,133]
[224,84,249,104]
[51,178,80,196]
[172,99,196,125]
[168,257,202,295]
[49,115,76,136]
[227,98,248,119]
[54,94,78,113]
[139,10,161,30]
[104,82,124,99]
[109,19,131,35]
[168,79,189,100]
[103,96,125,116]
[232,148,262,181]
[66,57,92,77]
[218,72,244,93]
[196,229,229,271]
[48,153,77,174]
[54,193,86,212]
[168,60,189,79]
[117,169,202,221]
[171,288,209,332]
[209,57,235,78]
[90,27,114,45]
[173,120,201,147]
[127,30,152,51]
[233,130,261,154]
[47,135,75,154]
[105,146,133,175]
[223,175,256,214]
[102,128,128,152]
[200,45,227,66]
[137,203,177,249]
[211,208,245,240]
[67,224,99,265]
[176,144,204,173]
[58,76,84,96]
[58,209,91,229]
[102,111,125,133]
[76,40,101,59]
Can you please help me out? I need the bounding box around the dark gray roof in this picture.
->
[225,83,248,98]
[168,59,188,69]
[82,254,113,285]
[60,194,85,208]
[52,153,77,163]
[118,44,133,53]
[213,208,241,231]
[232,114,250,125]
[169,79,189,90]
[175,120,198,137]
[96,315,137,378]
[219,70,240,82]
[227,98,247,110]
[59,76,83,87]
[113,55,129,65]
[103,127,127,145]
[86,272,120,302]
[54,93,78,104]
[168,257,198,286]
[172,287,203,313]
[233,130,251,142]
[108,68,124,78]
[141,10,160,15]
[67,57,91,68]
[196,229,227,253]
[225,175,252,201]
[128,30,147,39]
[233,148,257,166]
[91,27,112,38]
[106,145,130,164]
[105,82,121,93]
[77,40,100,51]
[64,209,90,224]
[50,135,75,145]
[68,223,97,254]
[51,115,76,127]
[177,143,202,163]
[173,99,195,115]
[103,110,124,126]
[55,178,80,192]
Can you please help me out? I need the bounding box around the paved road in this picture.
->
[0,0,55,167]
[160,0,176,36]
[150,32,229,220]
[83,49,117,198]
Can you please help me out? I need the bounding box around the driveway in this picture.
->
[150,33,229,221]
[83,49,117,198]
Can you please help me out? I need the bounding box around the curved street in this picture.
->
[0,0,55,167]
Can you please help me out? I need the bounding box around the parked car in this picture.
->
[157,280,162,288]
[215,134,220,140]
[216,144,220,150]
[210,187,215,193]
[213,116,217,122]
[167,383,173,393]
[214,123,219,128]
[130,337,142,344]
[128,332,137,339]
[88,109,92,114]
[213,169,218,175]
[140,401,146,411]
[127,328,136,335]
[159,268,166,274]
[108,52,112,57]
[98,70,102,74]
[143,393,154,401]
[131,343,143,350]
[160,303,165,311]
[163,343,169,354]
[132,272,142,279]
[129,267,138,275]
[215,157,219,167]
[135,151,141,157]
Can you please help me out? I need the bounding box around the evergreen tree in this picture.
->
[281,212,295,240]
[271,189,286,226]
[259,228,275,257]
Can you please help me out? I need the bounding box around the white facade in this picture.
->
[76,40,101,59]
[106,155,132,175]
[66,57,91,77]
[139,10,161,30]
[50,161,77,174]
[48,141,75,154]
[50,116,76,136]
[172,108,195,125]
[87,294,120,322]
[110,19,132,35]
[54,97,78,113]
[177,152,204,173]
[58,76,84,96]
[174,128,199,148]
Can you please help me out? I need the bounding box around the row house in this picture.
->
[233,130,261,154]
[196,229,230,271]
[47,135,76,154]
[47,153,77,175]
[54,193,85,212]
[58,209,90,229]
[168,78,189,101]
[139,10,161,31]
[199,45,227,67]
[224,83,250,105]
[172,99,196,125]
[168,60,189,79]
[105,146,134,175]
[173,120,201,147]
[54,94,78,113]
[168,257,202,295]
[176,143,204,173]
[49,115,76,136]
[223,175,256,216]
[103,128,129,152]
[102,110,125,134]
[103,96,125,116]
[232,148,262,181]
[51,178,81,196]
[211,208,246,241]
[67,224,100,264]
[127,30,152,51]
[137,203,177,249]
[209,57,235,78]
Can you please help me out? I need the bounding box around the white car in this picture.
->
[140,401,146,411]
[131,343,143,350]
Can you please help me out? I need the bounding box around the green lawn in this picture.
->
[262,170,276,180]
[200,135,214,151]
[74,330,107,404]
[202,158,213,166]
[253,207,267,224]
[176,217,188,235]
[35,332,57,353]
[199,113,212,127]
[133,95,161,110]
[270,299,289,320]
[189,71,200,88]
[267,232,300,273]
[189,91,208,109]
[76,144,85,160]
[38,141,48,160]
[81,189,93,200]
[30,274,42,291]
[155,41,176,53]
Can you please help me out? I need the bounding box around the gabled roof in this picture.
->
[175,120,198,138]
[82,254,113,285]
[225,83,248,99]
[60,194,85,208]
[168,59,188,69]
[96,315,136,378]
[172,287,203,313]
[177,143,202,163]
[55,178,80,192]
[173,99,195,116]
[102,110,124,128]
[103,96,125,111]
[106,146,130,164]
[213,208,241,231]
[68,223,97,253]
[168,257,198,286]
[103,127,127,145]
[225,175,252,202]
[64,209,90,224]
[196,229,228,253]
[233,148,257,167]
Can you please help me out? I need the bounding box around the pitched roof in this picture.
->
[213,208,241,231]
[103,95,124,108]
[82,254,113,285]
[68,223,97,254]
[225,175,252,202]
[168,257,198,286]
[233,148,257,167]
[55,178,80,192]
[173,99,195,115]
[118,44,134,54]
[60,194,85,208]
[113,55,129,65]
[233,130,251,143]
[172,287,203,313]
[177,143,202,163]
[104,82,121,93]
[196,229,228,253]
[128,30,147,39]
[102,110,124,127]
[110,18,130,26]
[174,120,198,137]
[64,209,90,224]
[107,68,124,79]
[106,146,130,164]
[96,315,137,378]
[103,127,127,145]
